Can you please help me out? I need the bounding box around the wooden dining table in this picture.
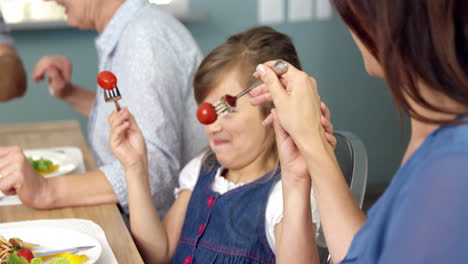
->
[0,120,143,263]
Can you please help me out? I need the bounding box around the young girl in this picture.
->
[108,26,333,264]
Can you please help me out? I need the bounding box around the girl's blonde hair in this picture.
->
[193,26,302,171]
[194,26,302,116]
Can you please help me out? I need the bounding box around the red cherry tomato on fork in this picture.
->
[97,71,117,90]
[196,103,217,125]
[17,248,34,262]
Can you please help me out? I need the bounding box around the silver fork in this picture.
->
[103,86,122,111]
[97,71,122,111]
[213,60,288,118]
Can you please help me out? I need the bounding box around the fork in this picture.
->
[97,71,122,111]
[104,87,122,111]
[213,60,288,118]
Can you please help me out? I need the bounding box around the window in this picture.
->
[0,0,65,24]
[150,0,189,17]
[0,0,199,29]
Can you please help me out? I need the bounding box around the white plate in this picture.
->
[23,150,77,178]
[0,226,102,263]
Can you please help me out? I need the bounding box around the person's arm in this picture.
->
[125,166,192,264]
[275,177,319,263]
[41,170,117,208]
[253,61,366,263]
[0,146,116,209]
[301,138,366,263]
[32,55,95,117]
[58,83,96,117]
[267,109,319,263]
[108,108,191,263]
[0,45,26,102]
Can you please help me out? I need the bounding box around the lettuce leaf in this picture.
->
[27,157,54,171]
[48,258,71,264]
[7,254,70,264]
[30,259,44,264]
[6,253,28,264]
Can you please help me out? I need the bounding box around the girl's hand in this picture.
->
[271,109,310,183]
[108,107,147,170]
[319,101,337,148]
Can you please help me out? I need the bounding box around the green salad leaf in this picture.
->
[30,259,44,264]
[27,157,54,171]
[7,255,71,264]
[6,253,28,264]
[47,258,71,264]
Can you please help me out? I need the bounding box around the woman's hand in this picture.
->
[251,61,335,149]
[265,101,336,149]
[108,107,147,171]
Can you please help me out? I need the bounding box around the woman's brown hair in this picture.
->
[332,0,468,124]
[193,26,302,116]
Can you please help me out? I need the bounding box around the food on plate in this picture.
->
[5,252,34,264]
[6,252,71,264]
[33,258,71,264]
[41,253,87,264]
[27,157,60,175]
[1,236,87,264]
[0,236,39,261]
[16,249,34,262]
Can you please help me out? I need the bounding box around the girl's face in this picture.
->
[203,69,276,170]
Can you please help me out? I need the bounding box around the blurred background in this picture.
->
[0,0,409,199]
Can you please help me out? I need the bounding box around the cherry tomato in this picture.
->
[224,94,236,107]
[196,103,217,125]
[97,71,117,90]
[17,248,34,262]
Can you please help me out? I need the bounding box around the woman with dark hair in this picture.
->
[251,0,468,263]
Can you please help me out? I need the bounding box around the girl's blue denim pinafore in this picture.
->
[172,159,281,264]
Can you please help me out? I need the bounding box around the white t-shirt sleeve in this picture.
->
[174,153,204,198]
[265,181,321,252]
